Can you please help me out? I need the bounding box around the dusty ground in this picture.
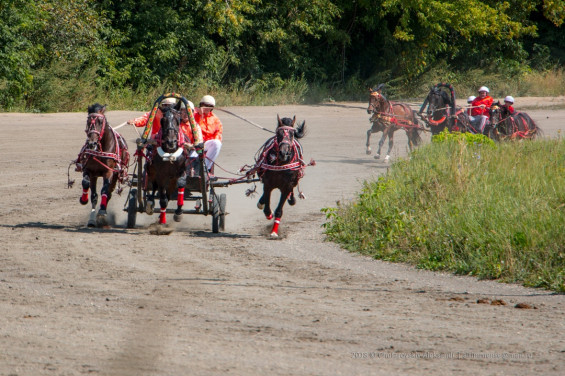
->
[0,98,564,376]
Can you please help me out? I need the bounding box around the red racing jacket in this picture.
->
[471,96,494,117]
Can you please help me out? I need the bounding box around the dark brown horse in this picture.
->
[488,102,541,140]
[255,115,307,237]
[366,88,422,161]
[419,84,474,134]
[144,104,188,226]
[78,103,129,227]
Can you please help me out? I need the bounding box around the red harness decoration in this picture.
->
[245,128,315,180]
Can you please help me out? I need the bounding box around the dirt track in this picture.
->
[1,100,564,375]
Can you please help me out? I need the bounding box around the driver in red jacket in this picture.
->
[470,86,493,134]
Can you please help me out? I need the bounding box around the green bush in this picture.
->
[323,138,565,292]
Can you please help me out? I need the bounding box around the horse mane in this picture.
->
[88,103,106,114]
[440,90,452,106]
[278,115,306,139]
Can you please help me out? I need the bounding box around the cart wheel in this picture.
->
[219,193,226,231]
[211,193,226,233]
[127,189,137,228]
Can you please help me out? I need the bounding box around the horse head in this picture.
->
[426,87,451,119]
[275,115,300,164]
[489,101,503,127]
[160,106,181,152]
[85,103,108,151]
[367,88,388,114]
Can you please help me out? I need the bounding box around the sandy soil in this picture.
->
[0,99,564,376]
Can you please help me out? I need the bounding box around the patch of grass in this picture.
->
[323,132,565,292]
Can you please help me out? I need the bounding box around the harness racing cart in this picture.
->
[124,93,258,233]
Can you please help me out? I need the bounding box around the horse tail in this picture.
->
[295,121,307,139]
[410,110,423,146]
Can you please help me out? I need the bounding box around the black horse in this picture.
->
[255,115,307,237]
[419,84,473,134]
[145,104,188,226]
[366,88,422,161]
[488,102,541,140]
[78,103,129,227]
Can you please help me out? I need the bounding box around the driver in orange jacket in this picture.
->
[193,95,223,174]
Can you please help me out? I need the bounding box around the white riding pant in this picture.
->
[469,115,489,134]
[204,139,222,171]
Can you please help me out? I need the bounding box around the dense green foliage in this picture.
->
[323,134,565,292]
[1,0,564,111]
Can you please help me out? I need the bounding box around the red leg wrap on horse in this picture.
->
[101,194,108,208]
[266,213,273,220]
[160,208,167,224]
[177,188,184,206]
[271,217,281,234]
[81,189,89,202]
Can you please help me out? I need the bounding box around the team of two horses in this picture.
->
[367,83,540,159]
[75,101,307,236]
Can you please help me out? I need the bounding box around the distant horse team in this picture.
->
[365,82,541,161]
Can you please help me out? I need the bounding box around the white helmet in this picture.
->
[467,96,476,103]
[504,95,514,103]
[478,86,489,93]
[187,100,195,111]
[200,95,215,107]
[161,97,177,106]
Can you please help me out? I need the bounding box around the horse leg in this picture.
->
[158,188,168,225]
[174,173,186,222]
[384,128,394,161]
[375,129,387,160]
[287,191,296,206]
[96,173,112,227]
[406,129,414,153]
[80,173,90,205]
[258,185,273,220]
[146,182,156,215]
[270,188,289,237]
[366,126,374,155]
[88,177,98,227]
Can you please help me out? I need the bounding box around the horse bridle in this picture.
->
[160,108,180,149]
[86,113,107,149]
[275,126,296,163]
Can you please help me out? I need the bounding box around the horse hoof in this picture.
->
[96,217,107,227]
[146,201,154,215]
[173,213,182,222]
[366,149,372,155]
[79,198,88,205]
[257,202,265,210]
[270,232,279,238]
[96,213,108,227]
[288,197,296,206]
[374,154,381,160]
[87,211,96,227]
[385,155,391,161]
[149,223,174,235]
[266,213,273,220]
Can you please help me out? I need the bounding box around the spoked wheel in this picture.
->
[211,193,227,233]
[127,189,137,229]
